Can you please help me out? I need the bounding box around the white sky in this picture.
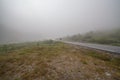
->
[0,0,120,43]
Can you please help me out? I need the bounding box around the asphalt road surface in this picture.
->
[63,41,120,54]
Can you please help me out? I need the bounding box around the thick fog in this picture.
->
[0,0,120,44]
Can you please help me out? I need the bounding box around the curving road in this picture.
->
[63,41,120,54]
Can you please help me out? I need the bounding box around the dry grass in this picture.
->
[0,41,120,80]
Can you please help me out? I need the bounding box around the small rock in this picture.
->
[105,72,111,77]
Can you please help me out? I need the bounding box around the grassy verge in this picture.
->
[0,40,120,80]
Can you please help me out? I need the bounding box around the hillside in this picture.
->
[63,28,120,46]
[0,40,120,80]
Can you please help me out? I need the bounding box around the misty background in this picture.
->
[0,0,120,44]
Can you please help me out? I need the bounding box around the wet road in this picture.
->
[63,41,120,54]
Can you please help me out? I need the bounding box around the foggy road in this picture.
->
[63,41,120,54]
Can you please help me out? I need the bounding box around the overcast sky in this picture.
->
[0,0,120,43]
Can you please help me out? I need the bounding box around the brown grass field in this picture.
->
[0,41,120,80]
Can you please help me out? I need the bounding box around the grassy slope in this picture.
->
[63,28,120,46]
[0,41,120,80]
